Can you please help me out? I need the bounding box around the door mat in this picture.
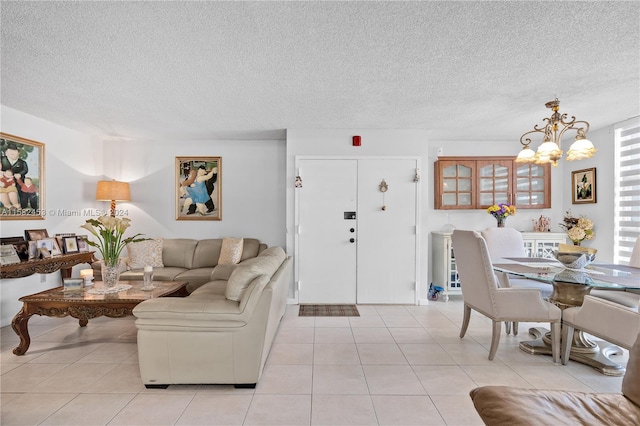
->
[299,304,360,317]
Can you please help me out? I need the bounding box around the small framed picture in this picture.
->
[25,229,49,241]
[39,247,51,258]
[28,240,38,259]
[0,244,21,265]
[62,236,79,254]
[0,237,28,261]
[55,233,75,252]
[37,238,61,256]
[572,168,597,204]
[63,278,83,292]
[76,235,89,252]
[50,238,62,256]
[12,240,29,261]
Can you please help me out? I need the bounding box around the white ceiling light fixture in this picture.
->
[516,98,596,167]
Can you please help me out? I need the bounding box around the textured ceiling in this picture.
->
[1,1,639,142]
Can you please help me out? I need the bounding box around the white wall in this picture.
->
[1,106,103,326]
[286,129,431,301]
[561,125,615,262]
[100,138,286,247]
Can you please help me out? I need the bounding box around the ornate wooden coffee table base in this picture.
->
[11,281,188,355]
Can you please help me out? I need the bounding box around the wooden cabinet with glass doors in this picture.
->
[434,156,551,209]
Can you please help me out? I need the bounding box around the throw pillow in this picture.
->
[127,238,164,270]
[218,237,244,265]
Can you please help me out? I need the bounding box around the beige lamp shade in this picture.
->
[96,180,130,202]
[96,180,130,216]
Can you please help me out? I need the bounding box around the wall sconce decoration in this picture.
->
[96,179,130,217]
[379,179,388,211]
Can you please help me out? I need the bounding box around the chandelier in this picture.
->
[515,98,596,167]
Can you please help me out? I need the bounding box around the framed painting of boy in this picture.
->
[175,156,221,221]
[0,133,45,220]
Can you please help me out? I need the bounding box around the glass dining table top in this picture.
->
[493,257,640,290]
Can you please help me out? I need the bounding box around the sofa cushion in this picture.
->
[225,250,284,301]
[191,239,223,269]
[121,267,187,281]
[162,239,198,269]
[218,237,244,265]
[190,280,228,298]
[127,238,164,270]
[211,264,238,281]
[176,268,217,293]
[240,238,262,261]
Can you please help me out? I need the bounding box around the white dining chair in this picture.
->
[481,227,554,335]
[452,230,562,361]
[561,295,640,365]
[590,237,640,309]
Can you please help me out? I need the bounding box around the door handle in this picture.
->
[349,238,355,243]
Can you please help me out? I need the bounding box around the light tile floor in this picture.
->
[0,297,628,425]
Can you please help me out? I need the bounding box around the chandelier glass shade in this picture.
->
[516,99,596,167]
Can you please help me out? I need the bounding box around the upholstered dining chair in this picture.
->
[451,230,562,361]
[561,295,640,365]
[590,237,640,309]
[481,227,553,335]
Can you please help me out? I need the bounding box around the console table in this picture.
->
[0,252,95,280]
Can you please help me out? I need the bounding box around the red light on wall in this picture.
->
[353,136,361,146]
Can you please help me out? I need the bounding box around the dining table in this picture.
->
[493,257,640,376]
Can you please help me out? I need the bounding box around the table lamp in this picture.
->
[96,180,130,217]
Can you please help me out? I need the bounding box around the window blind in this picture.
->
[614,117,640,264]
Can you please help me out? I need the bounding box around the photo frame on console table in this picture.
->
[0,133,45,220]
[62,236,79,254]
[25,229,49,241]
[175,156,221,221]
[572,167,596,204]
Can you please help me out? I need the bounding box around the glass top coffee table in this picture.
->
[11,280,188,355]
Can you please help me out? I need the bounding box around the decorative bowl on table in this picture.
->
[553,268,594,285]
[553,251,596,270]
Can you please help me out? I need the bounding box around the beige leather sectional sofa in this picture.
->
[92,238,267,293]
[132,245,292,389]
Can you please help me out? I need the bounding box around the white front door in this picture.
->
[296,157,419,304]
[297,159,358,304]
[356,159,417,303]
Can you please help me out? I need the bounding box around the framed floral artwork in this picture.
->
[0,133,45,220]
[571,167,596,204]
[175,156,221,221]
